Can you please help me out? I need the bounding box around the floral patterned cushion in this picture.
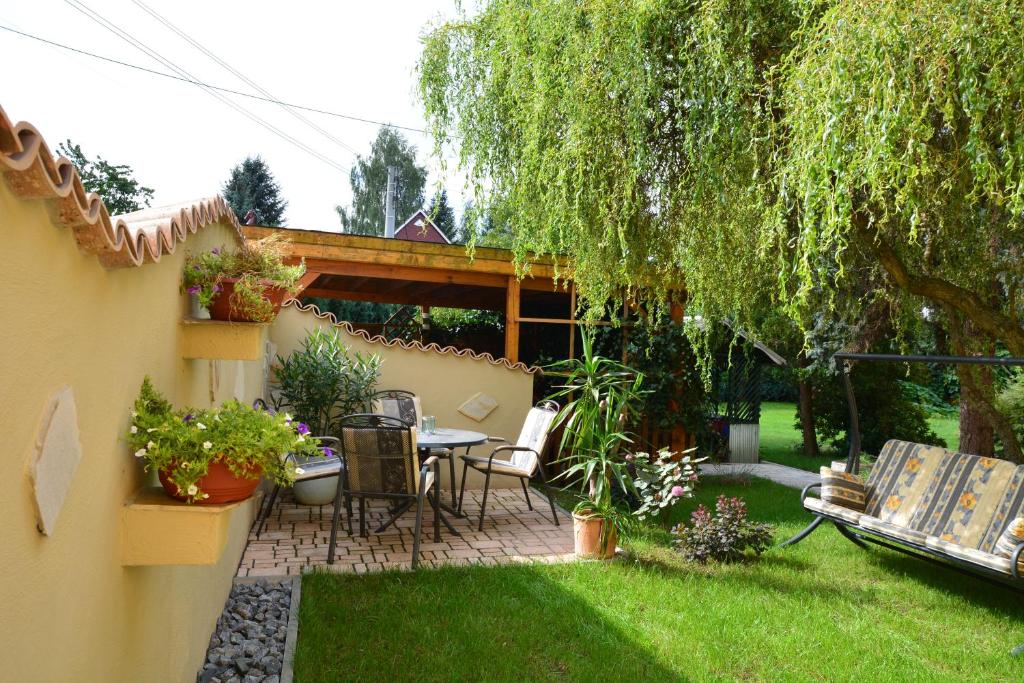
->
[994,518,1024,572]
[820,467,866,511]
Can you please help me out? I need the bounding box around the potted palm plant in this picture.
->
[127,378,323,504]
[547,332,702,558]
[182,234,304,323]
[271,328,382,504]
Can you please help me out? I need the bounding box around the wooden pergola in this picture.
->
[243,226,582,364]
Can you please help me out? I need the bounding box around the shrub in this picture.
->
[127,378,321,502]
[272,328,382,436]
[671,495,774,563]
[631,448,703,520]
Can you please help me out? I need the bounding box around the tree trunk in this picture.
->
[797,378,819,458]
[958,375,995,457]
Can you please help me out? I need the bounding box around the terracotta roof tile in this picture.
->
[287,300,540,375]
[0,104,242,267]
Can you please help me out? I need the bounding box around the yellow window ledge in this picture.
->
[121,487,257,566]
[180,318,267,361]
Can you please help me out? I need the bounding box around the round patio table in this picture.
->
[417,428,488,450]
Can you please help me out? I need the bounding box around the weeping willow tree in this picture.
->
[419,0,1024,458]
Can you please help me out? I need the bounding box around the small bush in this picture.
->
[671,495,774,563]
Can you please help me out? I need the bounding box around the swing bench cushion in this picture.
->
[994,518,1024,572]
[819,467,866,511]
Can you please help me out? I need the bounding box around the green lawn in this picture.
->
[759,401,961,472]
[296,477,1024,682]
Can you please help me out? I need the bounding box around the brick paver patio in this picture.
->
[238,488,575,576]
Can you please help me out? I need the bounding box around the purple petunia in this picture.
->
[183,413,194,423]
[296,422,310,435]
[187,285,200,294]
[212,284,223,294]
[321,446,334,457]
[211,247,221,255]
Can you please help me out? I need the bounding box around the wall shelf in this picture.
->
[120,487,257,566]
[179,318,266,361]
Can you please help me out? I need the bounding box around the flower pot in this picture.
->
[293,475,339,506]
[207,278,290,322]
[158,461,261,504]
[573,511,618,559]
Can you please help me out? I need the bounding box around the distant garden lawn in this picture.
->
[759,401,961,472]
[296,476,1023,682]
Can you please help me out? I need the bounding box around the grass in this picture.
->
[295,476,1024,682]
[759,401,961,472]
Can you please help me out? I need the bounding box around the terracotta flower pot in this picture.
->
[159,461,261,504]
[573,511,618,559]
[207,278,289,322]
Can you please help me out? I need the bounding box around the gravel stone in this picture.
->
[196,580,293,683]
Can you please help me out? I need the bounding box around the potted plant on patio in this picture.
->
[547,333,701,558]
[127,378,323,504]
[271,328,382,504]
[182,233,304,322]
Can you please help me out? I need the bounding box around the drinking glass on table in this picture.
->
[422,415,436,434]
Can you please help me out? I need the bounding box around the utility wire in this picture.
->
[131,0,360,156]
[0,22,433,137]
[62,0,350,173]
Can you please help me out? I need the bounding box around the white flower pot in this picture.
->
[293,475,339,506]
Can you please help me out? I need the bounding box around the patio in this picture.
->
[238,487,575,577]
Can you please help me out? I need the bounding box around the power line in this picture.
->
[131,0,360,156]
[62,0,350,173]
[0,22,433,137]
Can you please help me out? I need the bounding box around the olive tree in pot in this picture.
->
[271,328,382,504]
[548,333,702,559]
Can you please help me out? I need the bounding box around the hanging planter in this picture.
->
[182,234,304,323]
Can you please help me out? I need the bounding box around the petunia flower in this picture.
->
[196,422,207,430]
[321,446,334,457]
[296,435,305,443]
[187,484,199,496]
[147,441,156,450]
[130,425,138,434]
[183,414,194,423]
[202,441,213,450]
[187,285,200,294]
[134,448,146,458]
[296,422,310,435]
[295,467,306,475]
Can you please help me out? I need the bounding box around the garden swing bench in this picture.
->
[782,352,1024,656]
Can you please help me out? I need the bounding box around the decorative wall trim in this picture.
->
[285,299,540,374]
[0,103,242,268]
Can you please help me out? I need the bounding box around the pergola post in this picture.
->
[505,276,520,363]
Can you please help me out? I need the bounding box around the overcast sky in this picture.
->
[1,1,465,231]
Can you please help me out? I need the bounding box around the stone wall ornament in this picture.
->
[29,386,83,535]
[458,392,499,422]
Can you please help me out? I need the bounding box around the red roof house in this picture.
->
[393,209,450,244]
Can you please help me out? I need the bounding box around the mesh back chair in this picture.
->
[328,414,442,569]
[251,399,351,539]
[371,389,460,508]
[458,401,561,531]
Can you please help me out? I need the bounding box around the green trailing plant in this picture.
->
[126,378,321,503]
[272,328,382,436]
[631,447,702,521]
[182,234,304,322]
[672,495,774,564]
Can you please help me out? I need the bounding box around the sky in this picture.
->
[0,0,466,231]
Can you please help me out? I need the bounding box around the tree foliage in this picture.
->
[427,188,458,241]
[223,156,288,226]
[338,127,427,236]
[418,0,1024,349]
[57,140,154,215]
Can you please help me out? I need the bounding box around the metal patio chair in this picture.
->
[371,389,459,508]
[457,401,561,531]
[328,413,442,570]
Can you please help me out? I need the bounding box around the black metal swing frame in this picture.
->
[780,352,1024,656]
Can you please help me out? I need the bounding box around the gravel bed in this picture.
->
[197,580,291,683]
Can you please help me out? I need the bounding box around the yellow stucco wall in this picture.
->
[0,182,265,682]
[270,305,535,489]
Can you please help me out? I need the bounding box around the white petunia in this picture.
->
[130,425,138,434]
[196,422,207,430]
[131,410,138,418]
[213,414,221,422]
[134,448,147,458]
[202,441,213,450]
[295,467,305,475]
[147,428,157,433]
[147,441,156,450]
[187,484,199,496]
[296,435,305,443]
